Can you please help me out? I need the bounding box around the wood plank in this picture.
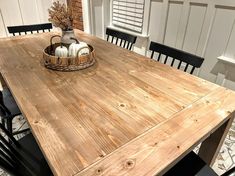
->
[75,87,235,176]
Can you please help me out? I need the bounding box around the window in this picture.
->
[112,0,145,33]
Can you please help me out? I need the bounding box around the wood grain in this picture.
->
[0,30,234,176]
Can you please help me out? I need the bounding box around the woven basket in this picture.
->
[42,36,95,71]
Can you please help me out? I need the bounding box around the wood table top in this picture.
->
[0,30,235,176]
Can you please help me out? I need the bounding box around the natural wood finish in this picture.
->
[0,30,234,176]
[76,88,235,176]
[198,113,235,166]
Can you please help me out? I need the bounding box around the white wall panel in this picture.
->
[164,2,183,47]
[182,3,207,54]
[148,0,163,42]
[36,0,53,23]
[19,0,40,24]
[225,19,235,59]
[0,10,6,37]
[200,7,235,82]
[0,0,23,27]
[0,0,67,37]
[90,0,104,38]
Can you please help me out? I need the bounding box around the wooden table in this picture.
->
[0,30,235,176]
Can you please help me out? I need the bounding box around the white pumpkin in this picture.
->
[55,46,68,57]
[68,42,80,57]
[78,42,89,56]
[68,38,90,57]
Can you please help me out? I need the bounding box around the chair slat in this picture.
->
[0,123,19,145]
[0,156,17,176]
[7,23,52,36]
[123,40,126,48]
[171,58,175,66]
[106,28,137,50]
[164,56,168,64]
[129,43,133,50]
[184,63,189,72]
[115,38,119,45]
[158,53,161,61]
[107,35,109,41]
[151,51,154,59]
[177,61,182,69]
[0,143,16,164]
[126,42,130,50]
[120,39,123,47]
[111,36,114,43]
[190,66,196,74]
[149,41,204,73]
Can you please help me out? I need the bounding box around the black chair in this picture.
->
[106,28,137,50]
[0,122,52,176]
[0,88,29,135]
[164,151,235,176]
[7,23,52,36]
[149,41,204,74]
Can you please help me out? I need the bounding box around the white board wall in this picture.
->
[0,0,66,37]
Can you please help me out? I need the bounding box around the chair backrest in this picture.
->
[7,23,53,36]
[0,123,33,176]
[106,28,137,50]
[149,41,204,74]
[0,91,10,116]
[221,167,235,176]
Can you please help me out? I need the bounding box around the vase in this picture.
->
[61,29,76,45]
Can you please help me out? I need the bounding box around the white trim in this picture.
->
[0,9,7,36]
[107,25,149,38]
[217,55,235,66]
[82,0,92,33]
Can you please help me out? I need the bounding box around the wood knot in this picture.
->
[99,154,104,158]
[206,100,210,104]
[177,145,180,149]
[96,167,103,174]
[34,120,39,124]
[119,103,126,108]
[124,159,136,169]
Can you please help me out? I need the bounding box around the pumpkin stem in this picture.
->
[70,37,79,44]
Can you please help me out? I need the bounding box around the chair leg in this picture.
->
[6,119,13,135]
[1,118,6,126]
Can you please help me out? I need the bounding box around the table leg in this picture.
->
[198,113,235,166]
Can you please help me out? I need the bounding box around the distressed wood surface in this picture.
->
[0,30,234,176]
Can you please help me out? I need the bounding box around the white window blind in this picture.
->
[112,0,145,33]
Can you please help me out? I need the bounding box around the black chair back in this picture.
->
[0,91,11,116]
[221,167,235,176]
[0,123,33,176]
[106,28,137,50]
[149,41,204,74]
[7,23,52,36]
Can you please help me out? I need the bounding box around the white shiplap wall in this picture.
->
[88,0,235,90]
[0,0,66,37]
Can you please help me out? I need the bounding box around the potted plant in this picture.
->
[48,1,75,44]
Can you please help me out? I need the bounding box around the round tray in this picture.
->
[43,43,95,71]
